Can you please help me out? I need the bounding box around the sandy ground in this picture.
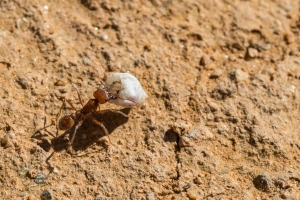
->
[0,0,300,199]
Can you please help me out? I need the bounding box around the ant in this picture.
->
[56,75,130,153]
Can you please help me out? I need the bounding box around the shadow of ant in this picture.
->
[32,108,130,153]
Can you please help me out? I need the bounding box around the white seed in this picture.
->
[105,72,147,107]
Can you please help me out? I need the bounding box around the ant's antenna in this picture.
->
[96,68,105,87]
[72,83,84,107]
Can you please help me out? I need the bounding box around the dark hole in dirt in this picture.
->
[164,129,180,151]
[163,129,178,143]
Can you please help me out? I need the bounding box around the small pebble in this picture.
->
[27,195,36,200]
[161,189,170,196]
[194,177,203,185]
[108,61,122,72]
[187,191,197,200]
[99,33,108,40]
[208,101,220,112]
[172,120,192,136]
[235,69,249,82]
[289,47,298,55]
[188,125,214,140]
[210,68,223,78]
[284,33,295,44]
[38,42,48,52]
[204,63,216,70]
[246,47,258,59]
[27,168,38,179]
[146,193,154,200]
[17,76,30,89]
[58,88,68,94]
[1,135,12,148]
[101,50,115,62]
[200,54,210,66]
[54,80,66,86]
[144,43,152,51]
[253,174,271,192]
[83,57,89,65]
[179,136,194,147]
[41,190,52,200]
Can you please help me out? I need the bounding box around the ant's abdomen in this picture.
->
[59,115,75,130]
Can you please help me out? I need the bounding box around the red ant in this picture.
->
[56,78,130,153]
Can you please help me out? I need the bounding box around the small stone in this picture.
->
[161,189,170,196]
[101,50,115,62]
[208,101,220,112]
[83,57,89,65]
[284,33,295,44]
[58,88,68,94]
[16,76,30,89]
[99,33,108,40]
[200,54,210,66]
[289,47,298,55]
[204,62,216,70]
[27,195,36,200]
[194,177,203,185]
[188,125,214,140]
[146,193,154,200]
[235,69,249,82]
[54,80,66,86]
[97,136,110,147]
[246,47,258,59]
[117,139,125,145]
[187,191,197,200]
[179,136,194,147]
[108,61,121,72]
[41,190,52,200]
[253,174,272,192]
[38,42,48,52]
[144,43,152,51]
[52,167,59,174]
[229,55,237,61]
[210,68,223,78]
[1,135,12,148]
[172,120,192,136]
[27,168,38,179]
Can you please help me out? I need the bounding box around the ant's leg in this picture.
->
[67,119,83,153]
[72,83,84,107]
[94,109,128,117]
[55,98,67,135]
[56,98,66,120]
[45,151,55,172]
[89,116,113,145]
[56,98,77,124]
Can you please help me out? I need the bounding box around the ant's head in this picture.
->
[93,88,108,104]
[58,115,75,130]
[94,87,119,104]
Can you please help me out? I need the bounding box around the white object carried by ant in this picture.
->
[105,72,147,108]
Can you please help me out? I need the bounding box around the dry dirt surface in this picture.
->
[0,0,300,199]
